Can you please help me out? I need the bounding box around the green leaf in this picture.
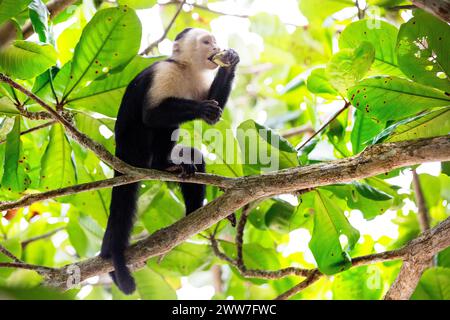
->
[67,56,159,117]
[306,68,338,96]
[299,0,353,23]
[309,190,360,275]
[181,119,243,177]
[117,0,157,9]
[0,40,57,80]
[62,6,142,100]
[140,184,185,234]
[39,124,76,190]
[1,117,30,192]
[74,113,115,154]
[67,208,103,257]
[68,145,110,228]
[397,10,450,92]
[332,266,383,300]
[351,110,385,153]
[28,0,50,43]
[373,107,450,143]
[149,243,211,276]
[0,97,20,116]
[353,181,392,201]
[411,267,450,300]
[348,76,450,122]
[134,267,177,300]
[0,0,32,26]
[339,19,403,77]
[326,41,375,93]
[237,120,299,175]
[264,200,297,234]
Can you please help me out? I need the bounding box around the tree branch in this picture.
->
[412,168,430,232]
[0,244,22,263]
[21,227,65,249]
[15,135,445,291]
[411,0,450,23]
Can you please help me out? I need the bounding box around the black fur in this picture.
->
[174,28,193,41]
[100,51,239,294]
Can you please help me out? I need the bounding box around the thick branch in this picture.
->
[23,135,448,290]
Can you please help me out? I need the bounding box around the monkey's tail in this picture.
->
[100,177,139,295]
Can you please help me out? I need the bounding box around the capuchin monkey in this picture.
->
[100,28,239,294]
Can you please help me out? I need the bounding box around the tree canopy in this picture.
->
[0,0,449,300]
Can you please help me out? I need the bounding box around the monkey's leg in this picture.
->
[172,146,206,215]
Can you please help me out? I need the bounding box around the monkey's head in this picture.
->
[172,28,220,70]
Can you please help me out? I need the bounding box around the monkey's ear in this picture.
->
[173,42,180,54]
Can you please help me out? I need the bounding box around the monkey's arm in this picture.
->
[143,97,221,127]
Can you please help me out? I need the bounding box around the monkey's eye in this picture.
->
[203,40,210,45]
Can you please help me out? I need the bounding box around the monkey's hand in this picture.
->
[223,49,240,68]
[199,100,222,125]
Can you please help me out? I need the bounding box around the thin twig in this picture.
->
[236,204,250,272]
[0,121,56,145]
[0,244,22,263]
[21,227,65,249]
[296,100,350,151]
[140,0,186,56]
[274,270,322,300]
[281,125,314,139]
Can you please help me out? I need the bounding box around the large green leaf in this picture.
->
[348,76,450,122]
[62,6,142,100]
[134,267,177,300]
[373,108,450,143]
[397,10,450,92]
[326,41,375,93]
[339,19,403,77]
[0,41,57,80]
[1,117,30,192]
[411,267,450,300]
[39,124,76,190]
[67,56,159,117]
[309,190,360,275]
[237,120,299,175]
[0,0,32,25]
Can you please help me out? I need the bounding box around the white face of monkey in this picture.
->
[172,29,220,70]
